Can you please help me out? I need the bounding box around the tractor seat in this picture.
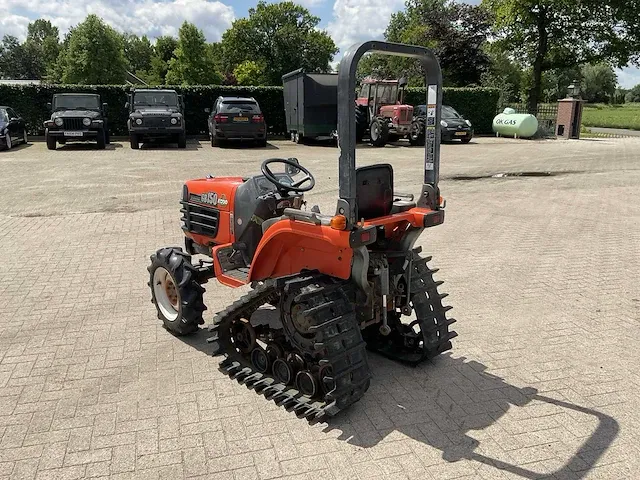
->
[356,164,394,220]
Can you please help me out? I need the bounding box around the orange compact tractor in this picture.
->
[148,41,455,419]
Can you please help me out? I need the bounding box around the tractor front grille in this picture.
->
[63,118,84,130]
[180,201,220,238]
[400,109,411,122]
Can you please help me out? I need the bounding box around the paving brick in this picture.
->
[0,139,639,480]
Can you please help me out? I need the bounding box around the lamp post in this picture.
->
[567,80,581,99]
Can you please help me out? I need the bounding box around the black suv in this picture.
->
[127,89,186,149]
[44,93,109,150]
[206,96,267,147]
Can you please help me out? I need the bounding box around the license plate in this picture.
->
[234,116,248,122]
[64,131,84,137]
[455,131,466,136]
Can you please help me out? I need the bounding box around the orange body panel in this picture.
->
[363,207,432,229]
[249,220,353,282]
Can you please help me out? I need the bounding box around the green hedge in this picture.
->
[405,87,500,134]
[0,84,499,136]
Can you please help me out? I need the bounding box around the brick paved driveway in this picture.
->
[0,137,638,479]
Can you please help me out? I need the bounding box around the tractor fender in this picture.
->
[248,219,353,282]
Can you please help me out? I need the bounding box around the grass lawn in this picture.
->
[581,103,640,130]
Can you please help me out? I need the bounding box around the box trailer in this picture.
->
[282,69,338,143]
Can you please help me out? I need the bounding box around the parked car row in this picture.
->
[2,88,472,152]
[1,89,268,151]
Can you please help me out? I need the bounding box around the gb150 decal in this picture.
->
[199,192,228,206]
[200,192,218,205]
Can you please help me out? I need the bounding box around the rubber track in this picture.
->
[365,250,457,365]
[207,275,371,420]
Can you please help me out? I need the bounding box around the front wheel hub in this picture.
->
[152,267,180,321]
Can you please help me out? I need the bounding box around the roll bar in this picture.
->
[336,41,443,225]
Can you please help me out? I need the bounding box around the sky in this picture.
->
[1,0,638,88]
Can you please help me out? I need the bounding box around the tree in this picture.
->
[359,0,492,87]
[123,34,155,75]
[480,46,524,103]
[234,60,267,85]
[56,15,127,84]
[483,0,640,112]
[165,22,222,85]
[23,20,61,80]
[625,84,640,103]
[147,36,178,85]
[581,63,617,103]
[221,1,337,85]
[0,36,26,79]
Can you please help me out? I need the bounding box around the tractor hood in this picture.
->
[51,110,101,119]
[184,177,245,213]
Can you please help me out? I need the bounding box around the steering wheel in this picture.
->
[261,158,315,193]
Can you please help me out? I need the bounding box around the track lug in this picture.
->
[206,333,219,343]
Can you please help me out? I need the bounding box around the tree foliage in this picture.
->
[56,15,127,84]
[221,1,337,85]
[165,22,222,85]
[483,0,640,111]
[234,60,267,86]
[359,0,492,87]
[625,84,640,103]
[580,63,617,103]
[123,34,154,76]
[480,45,523,103]
[0,20,60,80]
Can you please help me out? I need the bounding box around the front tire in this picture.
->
[45,131,56,150]
[96,129,106,149]
[4,132,11,150]
[130,134,139,149]
[461,137,472,144]
[148,247,206,336]
[22,129,28,145]
[178,132,187,149]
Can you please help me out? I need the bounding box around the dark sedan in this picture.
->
[417,104,473,143]
[0,106,28,150]
[206,96,267,147]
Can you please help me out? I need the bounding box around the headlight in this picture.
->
[170,118,178,125]
[440,120,448,128]
[82,118,91,127]
[135,118,142,125]
[465,119,472,127]
[54,118,63,126]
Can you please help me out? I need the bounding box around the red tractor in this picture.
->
[148,41,454,419]
[356,77,425,147]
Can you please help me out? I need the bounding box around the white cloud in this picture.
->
[0,14,31,41]
[616,67,640,89]
[295,0,326,6]
[1,0,234,42]
[327,0,404,53]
